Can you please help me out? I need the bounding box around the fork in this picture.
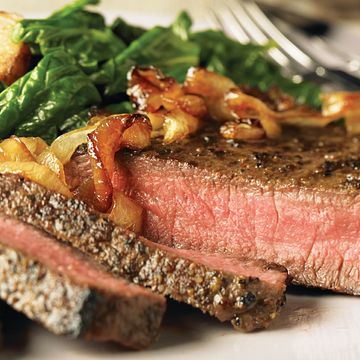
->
[208,0,360,90]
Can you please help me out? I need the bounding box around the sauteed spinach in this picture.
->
[0,0,319,141]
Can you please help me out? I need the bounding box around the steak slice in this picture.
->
[0,174,287,332]
[122,125,360,295]
[0,216,165,349]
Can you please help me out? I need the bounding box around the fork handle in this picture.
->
[325,69,360,90]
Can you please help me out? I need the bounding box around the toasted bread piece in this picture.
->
[0,12,31,85]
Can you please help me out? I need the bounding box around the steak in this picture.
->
[0,216,165,349]
[122,125,360,295]
[0,174,287,332]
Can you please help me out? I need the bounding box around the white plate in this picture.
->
[2,1,360,359]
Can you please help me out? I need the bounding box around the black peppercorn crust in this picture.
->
[132,125,360,192]
[0,242,165,349]
[0,174,287,332]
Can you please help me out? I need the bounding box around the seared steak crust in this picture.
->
[0,218,165,349]
[136,125,360,192]
[123,125,360,294]
[0,244,97,338]
[0,174,287,332]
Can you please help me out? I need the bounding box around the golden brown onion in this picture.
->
[220,119,266,141]
[177,94,208,118]
[321,92,360,134]
[110,191,143,233]
[127,66,182,112]
[87,113,151,213]
[0,136,36,162]
[0,161,71,197]
[122,116,152,149]
[163,108,202,144]
[225,89,282,139]
[183,67,236,122]
[128,66,205,142]
[19,137,48,157]
[37,148,66,183]
[146,111,166,138]
[50,125,98,165]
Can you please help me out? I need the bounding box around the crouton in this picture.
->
[0,12,31,86]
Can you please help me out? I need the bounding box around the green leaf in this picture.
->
[39,126,58,144]
[14,0,125,74]
[171,11,192,41]
[111,17,146,45]
[191,30,320,107]
[0,82,6,93]
[94,26,200,96]
[105,101,134,114]
[50,0,99,19]
[0,50,101,140]
[59,108,92,133]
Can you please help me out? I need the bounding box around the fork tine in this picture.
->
[220,0,294,70]
[208,0,360,89]
[242,1,315,71]
[207,1,251,43]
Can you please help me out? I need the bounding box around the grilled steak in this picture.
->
[121,125,360,295]
[0,216,165,349]
[0,174,287,332]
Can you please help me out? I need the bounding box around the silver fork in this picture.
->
[208,0,360,90]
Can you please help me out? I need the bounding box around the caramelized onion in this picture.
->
[50,125,97,165]
[321,92,360,134]
[220,119,266,141]
[87,113,151,213]
[0,113,151,233]
[110,191,143,233]
[224,88,353,140]
[37,148,66,183]
[225,89,282,139]
[0,161,71,197]
[0,136,36,162]
[177,94,208,118]
[183,68,360,139]
[19,137,48,157]
[128,66,205,143]
[128,66,182,112]
[163,108,202,144]
[123,116,152,149]
[146,111,166,138]
[183,67,235,122]
[0,136,69,196]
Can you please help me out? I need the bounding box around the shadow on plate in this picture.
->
[2,286,342,356]
[269,285,334,331]
[1,302,31,357]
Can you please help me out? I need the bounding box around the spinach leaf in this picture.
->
[40,126,59,144]
[14,0,125,74]
[6,3,322,142]
[111,17,145,45]
[192,30,320,107]
[59,108,93,133]
[171,11,192,41]
[0,50,101,140]
[105,101,134,114]
[50,0,99,18]
[60,101,134,133]
[93,13,200,96]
